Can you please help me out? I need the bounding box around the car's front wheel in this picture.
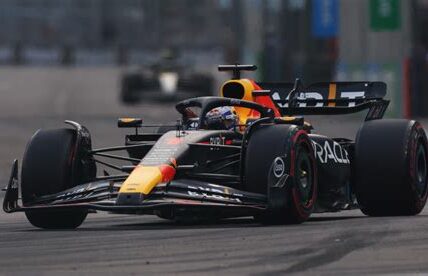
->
[244,124,317,224]
[21,128,92,229]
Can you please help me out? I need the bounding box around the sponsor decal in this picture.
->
[187,185,242,203]
[57,187,86,198]
[55,184,104,201]
[273,157,286,178]
[312,140,350,164]
[209,136,226,145]
[188,121,199,129]
[272,91,365,108]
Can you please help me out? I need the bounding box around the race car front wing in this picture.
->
[3,160,267,218]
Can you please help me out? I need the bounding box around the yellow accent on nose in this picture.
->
[119,166,162,195]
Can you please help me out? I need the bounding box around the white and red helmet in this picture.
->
[205,106,238,130]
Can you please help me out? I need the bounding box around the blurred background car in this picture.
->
[120,48,214,103]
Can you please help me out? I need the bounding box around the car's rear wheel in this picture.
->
[355,119,428,216]
[21,128,91,229]
[244,124,317,224]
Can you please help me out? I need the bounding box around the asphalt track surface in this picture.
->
[1,67,428,275]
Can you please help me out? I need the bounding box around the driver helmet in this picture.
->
[205,106,238,130]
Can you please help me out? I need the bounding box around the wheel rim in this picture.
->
[415,143,427,197]
[296,151,313,207]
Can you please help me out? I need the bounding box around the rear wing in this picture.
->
[257,80,389,120]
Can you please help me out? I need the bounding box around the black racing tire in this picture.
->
[21,128,88,229]
[120,73,142,104]
[355,119,428,216]
[244,125,317,224]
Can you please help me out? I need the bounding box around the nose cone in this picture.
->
[119,166,163,195]
[116,165,176,205]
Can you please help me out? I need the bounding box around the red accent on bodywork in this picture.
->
[166,137,182,145]
[159,164,176,182]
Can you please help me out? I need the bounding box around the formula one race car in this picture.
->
[3,65,428,229]
[120,50,213,103]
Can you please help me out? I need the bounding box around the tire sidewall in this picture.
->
[407,122,428,213]
[245,125,317,224]
[289,132,317,222]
